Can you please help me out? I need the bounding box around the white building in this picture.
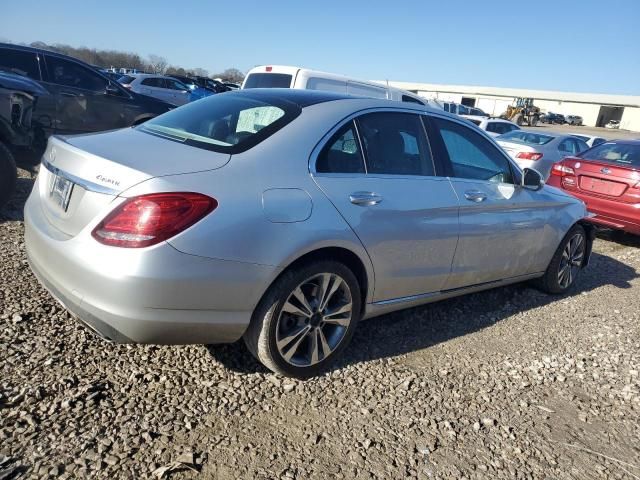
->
[381,81,640,131]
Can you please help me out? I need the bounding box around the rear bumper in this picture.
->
[547,180,640,234]
[24,190,280,344]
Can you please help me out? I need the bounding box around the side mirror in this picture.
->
[522,167,544,191]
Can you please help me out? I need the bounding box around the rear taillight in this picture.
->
[265,66,272,72]
[550,163,575,177]
[516,152,543,161]
[92,193,216,248]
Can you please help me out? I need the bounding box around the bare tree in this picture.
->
[147,54,168,74]
[212,68,245,83]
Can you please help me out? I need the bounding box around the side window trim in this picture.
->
[311,107,449,178]
[351,119,369,174]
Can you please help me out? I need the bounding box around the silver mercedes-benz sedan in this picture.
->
[25,89,593,378]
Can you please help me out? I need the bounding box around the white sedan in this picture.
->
[462,115,521,137]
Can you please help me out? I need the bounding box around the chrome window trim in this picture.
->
[41,158,120,195]
[310,106,443,179]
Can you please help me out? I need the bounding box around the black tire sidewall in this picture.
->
[246,260,361,378]
[0,142,17,209]
[543,225,586,294]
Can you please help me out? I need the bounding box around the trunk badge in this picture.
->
[600,167,611,174]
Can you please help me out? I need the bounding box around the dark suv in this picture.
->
[0,43,173,207]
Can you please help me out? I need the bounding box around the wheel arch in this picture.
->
[577,220,596,267]
[269,245,372,314]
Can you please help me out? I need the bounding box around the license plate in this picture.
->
[49,174,74,211]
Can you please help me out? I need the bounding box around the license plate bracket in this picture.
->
[49,174,74,212]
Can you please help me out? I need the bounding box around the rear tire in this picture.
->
[0,142,17,210]
[530,116,539,127]
[533,225,586,294]
[244,260,361,378]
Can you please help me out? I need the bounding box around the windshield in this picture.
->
[244,73,293,89]
[497,131,554,145]
[138,93,300,153]
[578,142,640,167]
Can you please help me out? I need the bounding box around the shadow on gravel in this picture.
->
[0,176,35,223]
[596,228,640,248]
[210,251,638,376]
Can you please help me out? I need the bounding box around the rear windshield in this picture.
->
[571,134,589,142]
[137,93,301,153]
[498,131,554,145]
[119,75,135,84]
[578,142,640,167]
[244,73,293,89]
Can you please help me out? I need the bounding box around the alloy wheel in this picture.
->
[558,233,585,289]
[275,273,353,367]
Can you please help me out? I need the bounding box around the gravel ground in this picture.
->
[2,171,639,480]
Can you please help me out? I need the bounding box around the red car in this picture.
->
[547,140,640,235]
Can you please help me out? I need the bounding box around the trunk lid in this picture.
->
[562,157,640,202]
[496,140,535,158]
[38,128,230,236]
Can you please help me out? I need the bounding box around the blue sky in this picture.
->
[4,0,639,94]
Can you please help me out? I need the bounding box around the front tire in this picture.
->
[534,225,586,294]
[244,261,361,378]
[0,142,17,210]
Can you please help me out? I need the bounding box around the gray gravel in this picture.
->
[2,171,639,479]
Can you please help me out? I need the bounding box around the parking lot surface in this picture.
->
[2,172,639,479]
[535,123,639,141]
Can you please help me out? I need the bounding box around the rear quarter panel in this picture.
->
[121,101,377,302]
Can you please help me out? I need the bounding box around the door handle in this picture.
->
[60,91,79,98]
[464,190,487,203]
[349,192,383,206]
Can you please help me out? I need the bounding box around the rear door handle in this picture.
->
[464,190,487,203]
[349,191,383,206]
[60,91,79,97]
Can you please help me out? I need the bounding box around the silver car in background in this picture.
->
[496,130,589,179]
[120,73,192,106]
[25,89,592,378]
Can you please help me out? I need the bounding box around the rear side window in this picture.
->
[593,138,606,146]
[432,117,514,184]
[138,93,300,153]
[558,138,580,154]
[316,122,365,174]
[0,48,40,79]
[357,112,434,176]
[243,73,292,89]
[45,55,108,92]
[402,95,425,105]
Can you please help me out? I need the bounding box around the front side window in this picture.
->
[432,117,513,183]
[357,112,434,176]
[0,48,40,79]
[138,93,300,153]
[316,122,365,174]
[166,79,188,91]
[45,56,107,92]
[141,77,163,87]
